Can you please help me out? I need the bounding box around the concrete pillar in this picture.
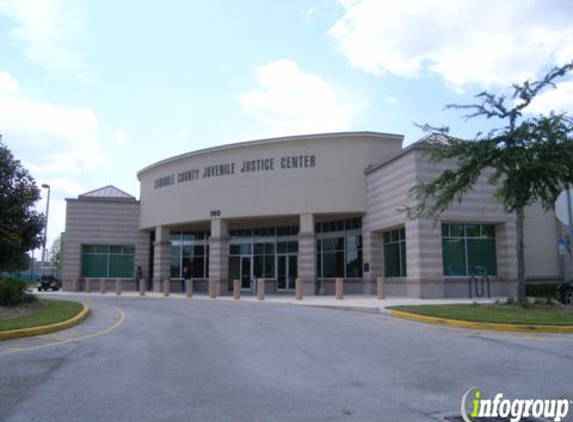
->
[405,219,444,298]
[153,226,171,292]
[186,279,193,298]
[233,279,240,300]
[298,214,316,296]
[295,278,303,300]
[335,277,344,300]
[72,277,79,292]
[257,279,265,301]
[209,279,218,298]
[85,278,92,293]
[377,276,385,299]
[209,218,229,296]
[362,214,383,295]
[115,279,122,295]
[99,279,106,294]
[163,279,170,297]
[496,220,519,296]
[140,278,146,296]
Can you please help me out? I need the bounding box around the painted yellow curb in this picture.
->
[389,309,573,333]
[0,303,91,341]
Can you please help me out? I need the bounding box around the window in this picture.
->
[316,217,363,279]
[442,224,497,276]
[228,225,300,280]
[383,228,407,277]
[81,244,135,278]
[170,231,210,279]
[254,242,276,278]
[231,225,299,238]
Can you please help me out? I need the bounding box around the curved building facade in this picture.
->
[61,132,564,297]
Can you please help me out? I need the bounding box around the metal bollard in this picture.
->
[163,279,170,297]
[186,279,193,298]
[85,278,92,293]
[295,278,303,301]
[209,279,217,299]
[72,277,79,292]
[233,279,241,300]
[100,279,106,294]
[115,278,122,295]
[335,277,344,300]
[377,276,385,299]
[257,279,265,301]
[140,278,146,296]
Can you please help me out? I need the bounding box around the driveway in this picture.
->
[0,295,571,421]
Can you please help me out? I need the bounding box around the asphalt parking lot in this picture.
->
[1,295,572,422]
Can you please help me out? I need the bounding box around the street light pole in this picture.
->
[41,184,51,276]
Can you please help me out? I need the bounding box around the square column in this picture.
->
[362,213,382,294]
[405,219,444,298]
[153,226,171,292]
[208,218,229,295]
[495,221,518,296]
[298,213,316,296]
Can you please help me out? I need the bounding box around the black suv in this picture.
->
[37,275,62,292]
[557,282,573,305]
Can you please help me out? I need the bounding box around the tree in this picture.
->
[49,235,62,271]
[410,62,573,304]
[0,136,45,271]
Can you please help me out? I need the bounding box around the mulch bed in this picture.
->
[0,300,47,321]
[480,302,573,312]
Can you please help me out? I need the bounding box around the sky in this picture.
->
[0,0,572,256]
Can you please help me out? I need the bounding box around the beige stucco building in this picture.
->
[61,132,565,298]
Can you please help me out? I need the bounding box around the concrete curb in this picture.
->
[297,304,381,314]
[0,303,91,341]
[389,309,573,333]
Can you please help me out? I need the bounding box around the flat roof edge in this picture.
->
[365,143,430,175]
[137,131,404,179]
[66,197,140,204]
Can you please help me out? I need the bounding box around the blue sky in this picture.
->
[0,0,572,252]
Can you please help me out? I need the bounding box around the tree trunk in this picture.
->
[516,206,526,304]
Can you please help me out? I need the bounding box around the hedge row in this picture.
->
[0,279,36,306]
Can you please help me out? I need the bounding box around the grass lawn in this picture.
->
[0,299,84,332]
[389,303,573,326]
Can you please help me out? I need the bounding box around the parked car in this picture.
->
[37,275,62,292]
[557,282,573,305]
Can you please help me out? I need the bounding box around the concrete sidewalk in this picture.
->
[37,289,505,313]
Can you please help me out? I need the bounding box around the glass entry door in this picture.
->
[229,255,253,292]
[277,254,297,291]
[240,256,252,291]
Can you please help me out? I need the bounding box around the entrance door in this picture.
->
[240,256,252,291]
[277,254,297,291]
[287,254,297,290]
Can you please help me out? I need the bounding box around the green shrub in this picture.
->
[0,279,36,306]
[525,283,558,298]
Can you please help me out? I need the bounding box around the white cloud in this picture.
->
[305,5,318,23]
[238,59,365,136]
[384,96,397,105]
[329,0,573,90]
[0,0,89,77]
[527,81,573,115]
[114,128,129,146]
[40,177,85,198]
[0,71,19,92]
[0,71,103,175]
[176,129,190,139]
